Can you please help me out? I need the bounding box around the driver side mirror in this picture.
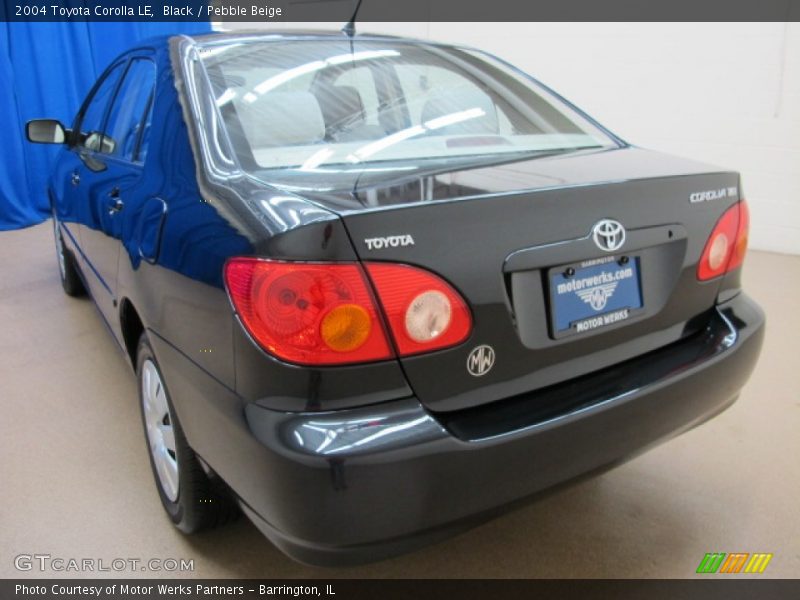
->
[26,119,67,144]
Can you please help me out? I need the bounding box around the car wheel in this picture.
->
[136,333,238,533]
[52,215,85,297]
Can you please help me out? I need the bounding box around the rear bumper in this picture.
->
[239,293,765,566]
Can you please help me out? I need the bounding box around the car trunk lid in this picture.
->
[304,148,741,412]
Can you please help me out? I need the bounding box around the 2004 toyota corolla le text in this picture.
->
[26,31,765,566]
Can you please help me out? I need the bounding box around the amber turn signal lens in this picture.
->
[321,304,372,352]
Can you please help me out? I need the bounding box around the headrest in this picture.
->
[318,85,367,132]
[238,91,325,147]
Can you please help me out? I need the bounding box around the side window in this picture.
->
[76,62,126,152]
[103,58,157,162]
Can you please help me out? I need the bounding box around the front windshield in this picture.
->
[197,39,618,182]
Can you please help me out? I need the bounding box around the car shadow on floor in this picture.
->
[179,466,703,578]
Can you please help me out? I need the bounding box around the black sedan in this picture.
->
[27,31,765,566]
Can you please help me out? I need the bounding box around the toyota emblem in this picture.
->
[592,219,626,252]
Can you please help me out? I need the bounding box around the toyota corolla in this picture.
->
[27,31,765,565]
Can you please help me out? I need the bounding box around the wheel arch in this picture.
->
[119,298,145,368]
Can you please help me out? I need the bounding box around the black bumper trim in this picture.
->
[436,306,737,441]
[240,293,764,566]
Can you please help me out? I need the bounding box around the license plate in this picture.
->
[549,256,643,334]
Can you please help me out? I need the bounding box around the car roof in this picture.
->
[118,29,418,53]
[180,29,437,48]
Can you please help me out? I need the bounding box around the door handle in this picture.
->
[70,171,80,186]
[108,198,125,215]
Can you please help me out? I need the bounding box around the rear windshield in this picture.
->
[197,39,618,181]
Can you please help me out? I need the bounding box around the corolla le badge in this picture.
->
[467,345,495,377]
[592,219,626,253]
[689,186,738,204]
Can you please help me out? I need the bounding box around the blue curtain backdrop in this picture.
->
[0,21,210,230]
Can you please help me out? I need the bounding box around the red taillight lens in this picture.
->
[365,263,472,356]
[697,200,750,281]
[224,258,392,365]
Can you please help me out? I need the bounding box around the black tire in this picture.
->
[136,333,238,533]
[52,215,86,297]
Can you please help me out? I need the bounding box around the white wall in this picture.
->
[219,22,800,254]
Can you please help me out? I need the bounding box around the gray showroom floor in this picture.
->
[1,222,798,579]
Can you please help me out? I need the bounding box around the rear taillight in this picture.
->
[365,263,472,356]
[224,259,473,365]
[224,258,393,365]
[697,200,750,281]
